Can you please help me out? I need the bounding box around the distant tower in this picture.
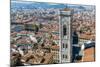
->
[59,8,73,63]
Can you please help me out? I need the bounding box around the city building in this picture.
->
[51,45,59,63]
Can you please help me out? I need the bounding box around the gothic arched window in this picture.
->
[63,24,67,36]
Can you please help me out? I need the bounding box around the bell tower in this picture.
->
[59,8,73,63]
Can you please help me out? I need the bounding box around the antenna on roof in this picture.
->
[65,4,68,8]
[63,4,69,11]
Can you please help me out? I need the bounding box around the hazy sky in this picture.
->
[11,0,95,5]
